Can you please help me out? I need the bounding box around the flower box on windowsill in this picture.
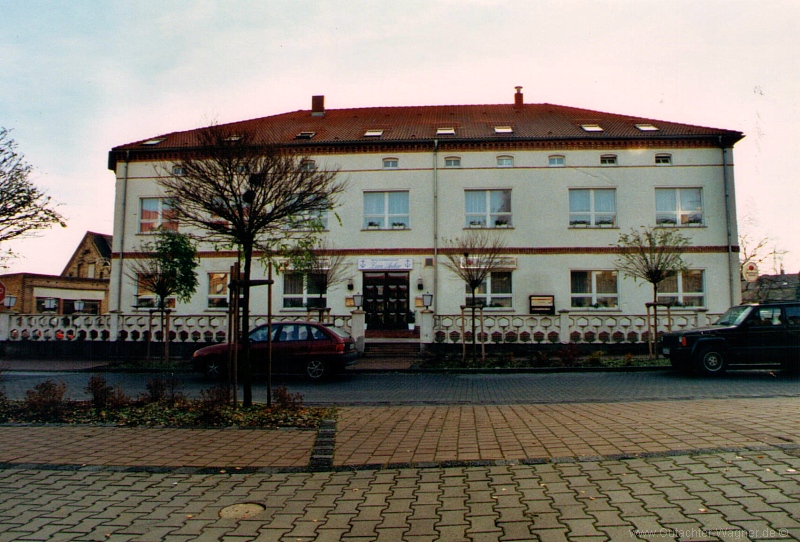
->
[494,222,511,228]
[392,223,407,230]
[468,221,485,228]
[366,222,381,230]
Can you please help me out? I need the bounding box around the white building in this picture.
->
[107,89,744,337]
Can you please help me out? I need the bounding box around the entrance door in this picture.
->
[363,272,410,330]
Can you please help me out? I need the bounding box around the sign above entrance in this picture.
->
[358,258,413,271]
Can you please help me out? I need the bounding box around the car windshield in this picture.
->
[714,306,752,326]
[325,325,352,339]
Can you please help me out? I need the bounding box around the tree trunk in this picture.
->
[240,244,253,407]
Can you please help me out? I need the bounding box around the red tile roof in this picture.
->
[109,100,744,168]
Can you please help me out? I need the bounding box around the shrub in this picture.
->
[624,353,635,366]
[85,375,130,412]
[273,386,304,410]
[0,387,9,423]
[197,385,231,423]
[587,350,604,365]
[142,375,185,406]
[555,344,580,366]
[24,380,69,420]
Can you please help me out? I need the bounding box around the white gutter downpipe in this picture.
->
[114,152,130,312]
[432,139,439,311]
[720,137,737,306]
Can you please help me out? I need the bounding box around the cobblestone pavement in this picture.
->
[2,398,800,540]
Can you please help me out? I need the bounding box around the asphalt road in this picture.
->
[2,368,800,405]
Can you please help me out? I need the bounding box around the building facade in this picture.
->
[107,89,744,331]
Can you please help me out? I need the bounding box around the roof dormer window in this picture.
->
[494,126,513,134]
[141,138,166,146]
[295,131,316,140]
[580,124,604,132]
[364,129,384,137]
[436,127,456,136]
[635,124,659,132]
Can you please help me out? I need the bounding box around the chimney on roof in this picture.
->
[514,86,523,108]
[311,95,325,117]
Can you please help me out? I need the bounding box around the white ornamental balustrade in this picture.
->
[1,312,354,343]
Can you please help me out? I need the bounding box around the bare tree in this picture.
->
[441,230,507,359]
[127,229,199,362]
[0,128,66,265]
[738,204,787,276]
[285,240,350,322]
[158,124,346,406]
[615,226,690,356]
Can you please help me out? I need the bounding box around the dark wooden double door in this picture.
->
[363,272,410,330]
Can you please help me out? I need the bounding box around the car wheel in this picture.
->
[205,357,224,379]
[305,359,326,380]
[694,346,727,376]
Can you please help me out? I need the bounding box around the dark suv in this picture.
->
[660,301,800,376]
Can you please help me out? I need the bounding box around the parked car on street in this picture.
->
[192,321,358,380]
[660,301,800,376]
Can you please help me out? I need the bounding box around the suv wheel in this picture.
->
[694,346,727,376]
[305,359,326,380]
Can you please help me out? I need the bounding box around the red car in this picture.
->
[192,321,358,380]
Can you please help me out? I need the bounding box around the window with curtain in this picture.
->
[139,198,178,232]
[656,188,703,226]
[466,271,513,308]
[569,189,616,227]
[363,191,409,229]
[465,189,512,227]
[570,271,618,308]
[657,270,705,307]
[207,273,229,309]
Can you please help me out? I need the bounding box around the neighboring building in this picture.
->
[62,231,113,280]
[107,89,744,329]
[742,272,800,303]
[0,232,111,314]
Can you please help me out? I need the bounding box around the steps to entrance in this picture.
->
[363,341,420,359]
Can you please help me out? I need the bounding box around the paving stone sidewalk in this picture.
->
[2,397,800,540]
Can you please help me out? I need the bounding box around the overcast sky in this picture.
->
[1,0,798,277]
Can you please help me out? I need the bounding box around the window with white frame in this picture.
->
[655,153,672,165]
[465,189,512,228]
[283,272,326,309]
[657,270,705,307]
[444,156,461,167]
[569,189,616,227]
[135,274,176,309]
[288,205,329,230]
[570,270,618,308]
[383,157,399,169]
[171,165,185,176]
[301,159,316,171]
[139,198,178,232]
[208,273,229,309]
[363,191,409,229]
[548,155,565,167]
[496,155,514,167]
[656,188,703,226]
[600,154,617,166]
[467,271,513,308]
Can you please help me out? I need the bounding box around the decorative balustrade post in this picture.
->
[0,312,11,341]
[419,309,434,352]
[350,309,366,354]
[109,311,122,341]
[558,309,571,344]
[697,308,709,328]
